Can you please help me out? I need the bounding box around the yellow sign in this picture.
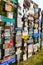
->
[22,35,28,39]
[34,24,38,28]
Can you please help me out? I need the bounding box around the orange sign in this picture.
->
[5,3,12,12]
[34,24,38,28]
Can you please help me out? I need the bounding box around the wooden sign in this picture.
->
[5,3,12,12]
[5,26,10,29]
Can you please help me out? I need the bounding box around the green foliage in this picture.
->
[10,49,43,65]
[0,22,5,26]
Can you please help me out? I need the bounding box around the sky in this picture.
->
[33,0,43,10]
[18,0,43,10]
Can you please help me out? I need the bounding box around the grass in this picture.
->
[10,49,43,65]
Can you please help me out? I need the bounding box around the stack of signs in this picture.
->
[4,25,12,57]
[21,12,28,60]
[16,30,22,47]
[33,28,39,52]
[22,29,28,39]
[0,27,2,60]
[0,0,17,64]
[4,24,11,57]
[22,0,33,60]
[22,18,28,60]
[17,16,23,28]
[17,3,23,28]
[33,5,39,52]
[27,1,34,58]
[33,18,39,44]
[28,22,33,56]
[15,30,22,61]
[38,19,41,47]
[16,0,23,61]
[3,9,15,62]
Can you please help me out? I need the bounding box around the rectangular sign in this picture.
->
[28,44,33,53]
[34,29,38,33]
[33,43,38,52]
[17,17,23,28]
[28,53,32,58]
[4,48,10,57]
[23,54,27,61]
[12,0,17,3]
[5,22,11,26]
[2,16,15,22]
[7,12,13,19]
[22,30,28,35]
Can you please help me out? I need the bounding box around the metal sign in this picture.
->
[2,16,15,22]
[12,0,17,3]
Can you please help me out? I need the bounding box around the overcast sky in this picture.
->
[33,0,43,10]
